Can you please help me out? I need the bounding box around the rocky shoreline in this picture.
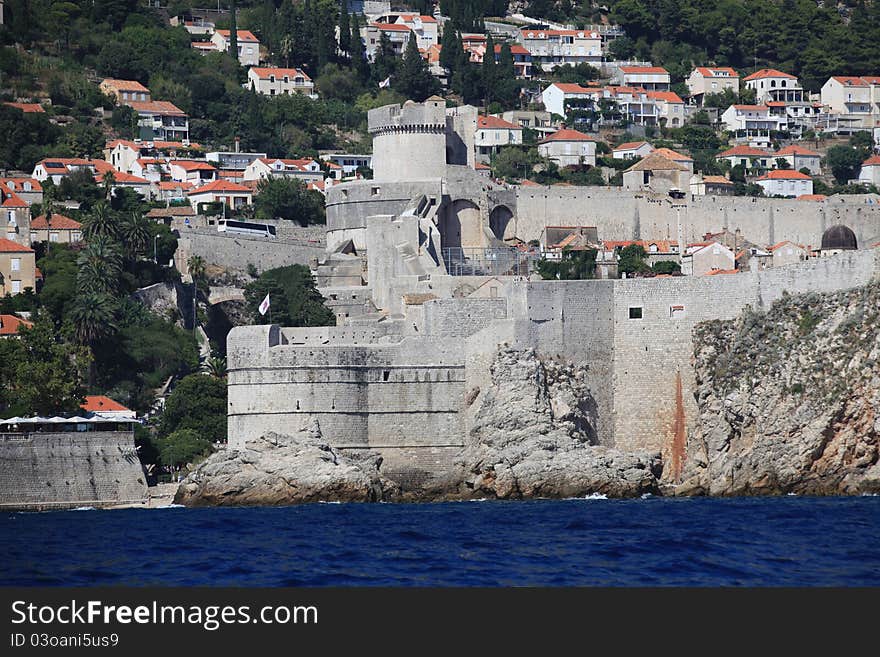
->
[176,284,880,506]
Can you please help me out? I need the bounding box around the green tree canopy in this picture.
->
[158,373,227,444]
[535,249,598,280]
[254,177,326,225]
[244,264,335,327]
[825,145,864,185]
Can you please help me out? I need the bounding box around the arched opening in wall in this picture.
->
[489,205,514,242]
[442,199,482,251]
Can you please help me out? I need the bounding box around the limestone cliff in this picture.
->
[450,349,661,499]
[174,424,399,506]
[676,282,880,496]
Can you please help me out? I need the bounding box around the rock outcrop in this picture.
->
[174,422,399,506]
[451,349,661,499]
[676,283,880,496]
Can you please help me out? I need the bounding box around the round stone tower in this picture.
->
[368,97,448,182]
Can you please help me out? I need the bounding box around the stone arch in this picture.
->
[489,205,514,241]
[441,199,482,250]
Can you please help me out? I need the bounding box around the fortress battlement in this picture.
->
[229,99,880,492]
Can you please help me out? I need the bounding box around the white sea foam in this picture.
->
[584,493,608,500]
[640,493,654,500]
[71,506,97,511]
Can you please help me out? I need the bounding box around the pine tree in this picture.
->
[396,31,439,102]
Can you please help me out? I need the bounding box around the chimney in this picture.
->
[234,136,240,153]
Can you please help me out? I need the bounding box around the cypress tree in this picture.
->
[396,31,439,102]
[351,13,370,82]
[482,32,496,106]
[338,1,351,60]
[229,0,239,66]
[439,25,458,73]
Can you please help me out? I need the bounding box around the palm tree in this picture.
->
[121,212,150,258]
[101,170,116,201]
[187,255,206,283]
[203,356,227,378]
[77,235,123,295]
[69,292,117,346]
[81,201,117,240]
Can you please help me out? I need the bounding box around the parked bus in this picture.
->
[217,219,277,238]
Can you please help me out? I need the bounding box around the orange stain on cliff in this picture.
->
[671,371,687,482]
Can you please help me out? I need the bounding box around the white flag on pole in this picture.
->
[258,293,270,316]
[379,76,391,88]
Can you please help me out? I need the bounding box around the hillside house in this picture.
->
[247,67,315,98]
[536,128,596,167]
[755,169,813,197]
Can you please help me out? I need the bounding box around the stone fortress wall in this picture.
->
[0,432,149,511]
[228,99,880,490]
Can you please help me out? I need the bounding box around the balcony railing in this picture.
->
[442,247,535,277]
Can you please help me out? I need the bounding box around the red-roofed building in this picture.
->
[744,68,805,104]
[612,141,654,160]
[821,75,880,132]
[247,67,315,97]
[858,154,880,186]
[99,79,151,105]
[362,15,438,58]
[756,169,813,197]
[537,128,596,167]
[154,180,195,202]
[519,28,601,70]
[0,178,41,208]
[682,241,736,276]
[30,214,82,244]
[717,144,772,170]
[3,102,45,113]
[243,157,324,184]
[169,160,217,186]
[95,169,152,198]
[0,314,33,337]
[211,30,261,66]
[720,104,785,147]
[686,67,740,105]
[187,180,253,211]
[81,395,135,420]
[31,158,109,185]
[1,186,29,245]
[0,238,35,295]
[768,240,809,267]
[775,144,822,174]
[475,115,523,162]
[618,66,671,91]
[128,101,189,142]
[647,90,685,127]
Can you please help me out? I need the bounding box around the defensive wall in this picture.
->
[510,188,880,249]
[175,229,325,277]
[228,248,880,488]
[226,99,880,490]
[0,432,149,511]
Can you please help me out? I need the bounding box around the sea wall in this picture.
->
[0,432,148,511]
[227,249,879,491]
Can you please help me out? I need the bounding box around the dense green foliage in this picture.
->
[607,0,880,90]
[158,373,227,445]
[617,244,651,276]
[0,317,91,417]
[535,249,598,280]
[244,264,335,327]
[254,177,326,225]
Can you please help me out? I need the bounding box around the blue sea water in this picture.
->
[2,497,880,586]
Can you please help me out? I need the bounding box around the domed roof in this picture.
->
[821,224,858,251]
